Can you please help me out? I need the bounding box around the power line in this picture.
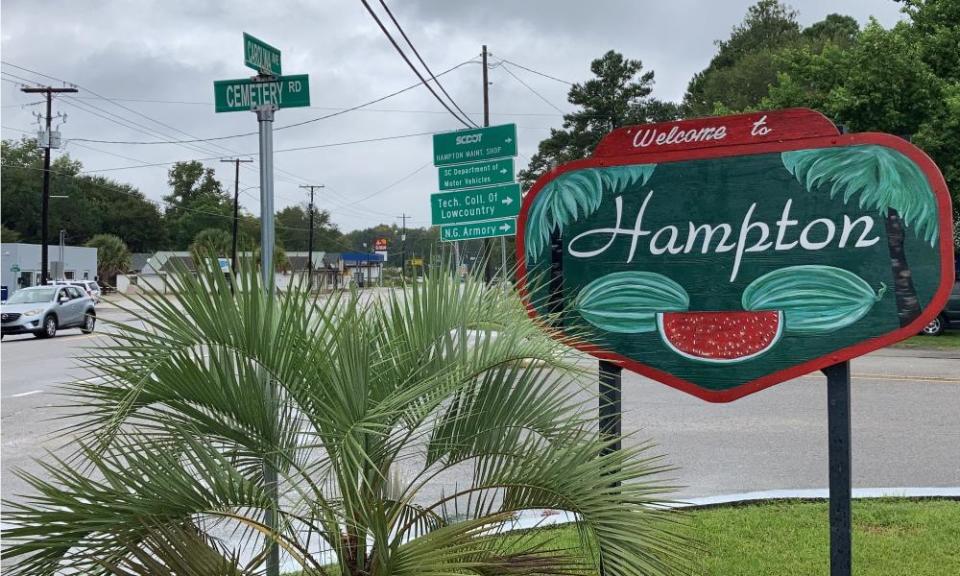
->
[497,58,574,85]
[498,62,566,114]
[3,58,478,145]
[357,0,475,128]
[376,0,477,128]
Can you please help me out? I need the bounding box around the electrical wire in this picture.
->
[498,62,566,114]
[496,58,574,85]
[376,0,477,127]
[356,0,475,128]
[2,58,479,144]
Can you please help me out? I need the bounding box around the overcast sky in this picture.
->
[1,0,904,233]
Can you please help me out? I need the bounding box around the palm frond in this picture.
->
[526,164,657,263]
[781,145,939,244]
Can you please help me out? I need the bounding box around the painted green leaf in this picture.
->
[574,271,689,333]
[742,265,886,334]
[525,164,656,264]
[781,145,938,245]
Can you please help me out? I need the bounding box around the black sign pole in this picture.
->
[823,361,852,576]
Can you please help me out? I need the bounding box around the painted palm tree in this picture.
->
[782,145,939,327]
[1,262,688,576]
[525,164,657,265]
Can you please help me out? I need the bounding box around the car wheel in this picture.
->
[36,315,57,338]
[920,315,945,336]
[81,313,96,334]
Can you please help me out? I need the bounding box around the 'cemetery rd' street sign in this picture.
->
[433,123,517,166]
[214,75,310,113]
[438,158,515,191]
[441,218,516,242]
[244,33,282,76]
[431,183,521,226]
[517,108,955,402]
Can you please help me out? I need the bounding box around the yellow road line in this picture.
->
[801,373,960,384]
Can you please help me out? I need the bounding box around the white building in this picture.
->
[1,243,98,300]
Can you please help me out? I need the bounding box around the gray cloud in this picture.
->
[2,0,904,232]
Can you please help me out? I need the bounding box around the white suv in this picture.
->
[50,280,102,303]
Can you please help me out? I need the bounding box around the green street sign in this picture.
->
[214,75,310,113]
[441,218,516,242]
[438,158,514,191]
[432,183,520,226]
[433,124,517,166]
[10,264,20,273]
[244,33,282,76]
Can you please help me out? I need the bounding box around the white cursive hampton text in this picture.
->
[567,191,881,282]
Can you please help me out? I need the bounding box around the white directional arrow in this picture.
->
[504,137,513,143]
[499,168,508,174]
[501,196,514,205]
[499,223,511,232]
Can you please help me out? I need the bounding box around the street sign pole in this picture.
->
[824,361,852,576]
[255,81,279,576]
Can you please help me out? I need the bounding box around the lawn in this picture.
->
[286,499,960,575]
[892,331,960,351]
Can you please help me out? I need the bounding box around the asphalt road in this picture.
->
[2,307,958,509]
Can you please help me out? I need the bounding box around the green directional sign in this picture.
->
[244,33,282,76]
[438,158,514,191]
[441,218,515,242]
[433,124,517,166]
[214,75,310,113]
[432,183,520,226]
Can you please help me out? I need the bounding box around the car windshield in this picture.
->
[6,288,56,304]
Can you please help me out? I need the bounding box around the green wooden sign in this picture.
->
[518,110,955,402]
[433,124,516,166]
[431,183,520,226]
[213,75,310,113]
[441,218,515,242]
[243,33,282,76]
[438,158,514,191]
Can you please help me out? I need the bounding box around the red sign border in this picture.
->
[516,131,956,403]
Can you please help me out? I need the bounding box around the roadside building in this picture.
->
[0,243,98,300]
[341,252,384,287]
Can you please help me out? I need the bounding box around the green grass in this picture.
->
[284,499,960,575]
[892,331,960,351]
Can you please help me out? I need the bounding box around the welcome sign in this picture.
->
[517,109,955,402]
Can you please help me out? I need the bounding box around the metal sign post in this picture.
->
[824,362,852,576]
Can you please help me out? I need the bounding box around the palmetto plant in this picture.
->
[782,145,939,326]
[2,263,688,576]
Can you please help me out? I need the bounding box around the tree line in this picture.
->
[4,0,957,261]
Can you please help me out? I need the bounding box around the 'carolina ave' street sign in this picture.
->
[431,183,520,226]
[441,218,515,242]
[433,124,517,166]
[438,158,515,191]
[214,75,310,113]
[517,108,955,402]
[244,33,282,76]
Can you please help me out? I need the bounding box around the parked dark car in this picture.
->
[920,279,960,336]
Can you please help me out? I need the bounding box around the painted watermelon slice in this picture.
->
[656,310,783,363]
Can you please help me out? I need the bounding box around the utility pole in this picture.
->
[220,158,253,274]
[299,184,324,290]
[21,85,78,285]
[481,45,495,283]
[397,213,410,281]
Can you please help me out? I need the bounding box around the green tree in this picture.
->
[85,234,132,285]
[189,228,232,264]
[1,139,165,251]
[519,50,680,190]
[2,264,688,575]
[163,161,232,249]
[275,205,342,252]
[1,225,21,243]
[683,0,801,116]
